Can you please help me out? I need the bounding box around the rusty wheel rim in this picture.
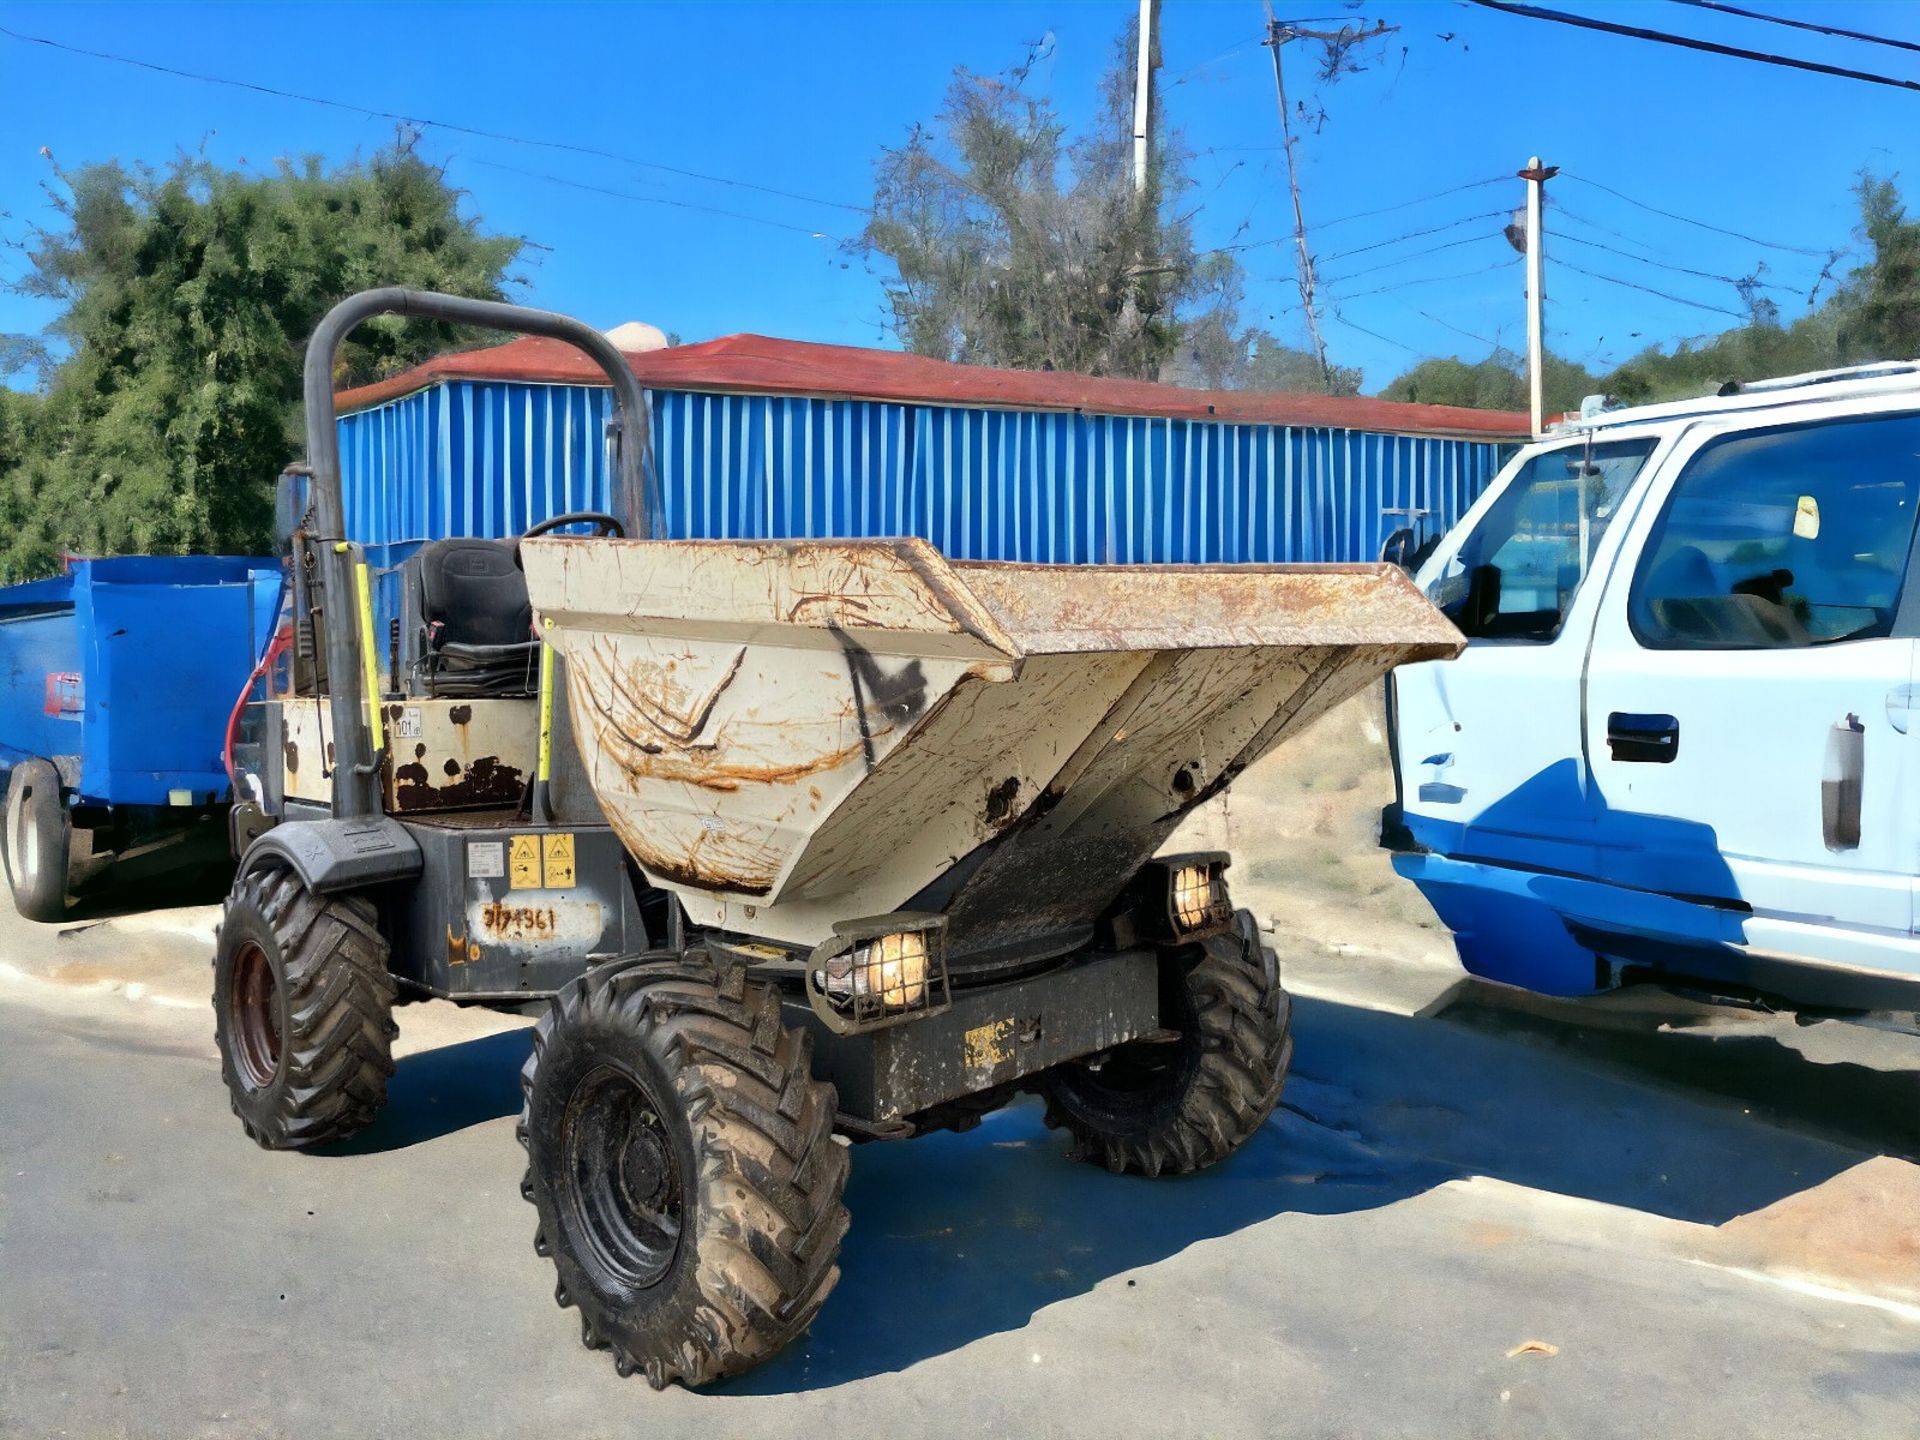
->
[228,940,281,1091]
[561,1065,684,1293]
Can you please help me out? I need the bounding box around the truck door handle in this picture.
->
[1607,712,1679,763]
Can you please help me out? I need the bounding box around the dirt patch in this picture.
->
[1713,1157,1920,1302]
[1170,688,1450,962]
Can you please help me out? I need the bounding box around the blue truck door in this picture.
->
[1581,404,1920,979]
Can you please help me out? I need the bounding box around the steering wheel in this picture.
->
[521,510,626,540]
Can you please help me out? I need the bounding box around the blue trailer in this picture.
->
[0,554,282,920]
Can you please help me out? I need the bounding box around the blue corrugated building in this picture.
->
[333,331,1525,572]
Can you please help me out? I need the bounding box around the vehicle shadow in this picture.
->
[65,863,232,922]
[1425,976,1920,1163]
[722,988,1887,1394]
[314,1025,534,1156]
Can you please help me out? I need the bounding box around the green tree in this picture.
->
[1378,174,1920,413]
[1379,350,1599,415]
[0,147,523,580]
[1241,330,1361,396]
[861,24,1239,382]
[1836,173,1920,364]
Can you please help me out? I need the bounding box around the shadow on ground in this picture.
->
[68,863,233,922]
[722,988,1896,1393]
[285,980,1911,1391]
[1428,978,1920,1163]
[317,1026,534,1155]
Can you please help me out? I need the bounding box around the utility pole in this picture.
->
[1262,8,1330,386]
[1261,9,1396,390]
[1518,155,1558,437]
[1132,0,1158,194]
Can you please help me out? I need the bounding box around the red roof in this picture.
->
[335,332,1528,440]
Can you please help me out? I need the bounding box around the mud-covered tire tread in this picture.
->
[1039,910,1293,1177]
[520,954,849,1390]
[212,863,396,1149]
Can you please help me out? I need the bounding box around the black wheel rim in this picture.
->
[228,940,281,1091]
[561,1065,684,1292]
[1061,959,1202,1124]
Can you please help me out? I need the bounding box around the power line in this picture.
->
[1169,36,1265,86]
[1419,309,1504,350]
[0,22,870,216]
[1553,229,1793,294]
[1319,233,1508,289]
[464,159,846,241]
[1467,0,1920,95]
[1560,172,1827,257]
[1326,256,1522,301]
[1314,175,1509,232]
[1556,256,1751,319]
[1325,309,1425,356]
[1665,1,1920,57]
[1202,192,1506,258]
[1317,209,1510,265]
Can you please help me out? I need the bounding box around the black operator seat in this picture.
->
[413,536,540,697]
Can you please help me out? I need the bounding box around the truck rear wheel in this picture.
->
[3,759,70,923]
[212,864,397,1149]
[519,955,849,1389]
[1037,912,1292,1176]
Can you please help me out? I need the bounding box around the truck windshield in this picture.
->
[1426,437,1657,641]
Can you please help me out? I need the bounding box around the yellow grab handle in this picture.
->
[536,639,555,783]
[353,560,385,756]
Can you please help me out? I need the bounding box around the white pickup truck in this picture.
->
[1383,362,1920,1030]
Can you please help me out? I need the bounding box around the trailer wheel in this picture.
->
[3,759,70,923]
[212,864,397,1149]
[1037,911,1292,1177]
[520,954,849,1389]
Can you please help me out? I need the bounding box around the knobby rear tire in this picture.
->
[1038,910,1293,1177]
[212,863,397,1149]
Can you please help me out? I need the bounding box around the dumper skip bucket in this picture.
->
[521,537,1460,964]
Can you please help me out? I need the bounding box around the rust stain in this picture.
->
[572,642,875,793]
[446,924,470,968]
[584,638,744,747]
[393,754,524,812]
[608,734,871,793]
[600,805,780,896]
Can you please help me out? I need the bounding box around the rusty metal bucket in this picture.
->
[520,537,1460,958]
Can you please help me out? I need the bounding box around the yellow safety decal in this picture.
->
[541,832,576,888]
[508,834,542,889]
[962,1017,1015,1070]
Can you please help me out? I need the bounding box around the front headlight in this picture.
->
[1171,863,1218,931]
[1119,853,1234,942]
[807,913,951,1034]
[823,929,929,1009]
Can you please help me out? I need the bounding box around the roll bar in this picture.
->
[301,287,662,816]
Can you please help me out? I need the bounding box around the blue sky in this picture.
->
[3,0,1916,392]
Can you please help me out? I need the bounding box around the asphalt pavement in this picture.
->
[1,883,1915,1438]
